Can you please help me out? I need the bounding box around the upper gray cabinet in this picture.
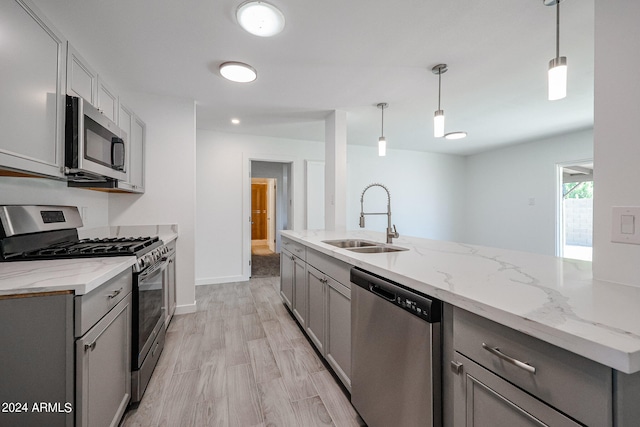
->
[117,102,146,193]
[97,76,118,122]
[0,0,66,178]
[66,43,97,104]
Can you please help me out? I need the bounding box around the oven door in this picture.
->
[135,262,164,369]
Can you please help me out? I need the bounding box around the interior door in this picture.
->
[251,182,267,240]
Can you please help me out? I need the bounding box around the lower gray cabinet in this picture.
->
[452,352,580,427]
[292,255,307,328]
[279,249,294,310]
[306,265,326,353]
[326,278,351,391]
[76,293,132,427]
[163,242,177,329]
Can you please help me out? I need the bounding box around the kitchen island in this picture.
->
[281,229,640,427]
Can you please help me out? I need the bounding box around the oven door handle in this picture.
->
[138,260,166,280]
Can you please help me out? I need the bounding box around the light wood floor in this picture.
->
[120,277,365,427]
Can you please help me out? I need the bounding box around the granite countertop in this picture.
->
[0,256,136,296]
[281,229,640,374]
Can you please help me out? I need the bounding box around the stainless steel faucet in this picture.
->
[359,183,399,244]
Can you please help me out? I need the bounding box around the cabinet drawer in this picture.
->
[306,248,351,287]
[282,237,306,260]
[453,307,612,427]
[75,269,132,337]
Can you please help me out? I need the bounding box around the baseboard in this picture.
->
[174,302,196,315]
[195,275,248,285]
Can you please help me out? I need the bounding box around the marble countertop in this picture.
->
[0,224,177,297]
[0,256,136,296]
[282,229,640,374]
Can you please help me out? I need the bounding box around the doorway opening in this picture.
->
[250,160,292,278]
[557,161,593,261]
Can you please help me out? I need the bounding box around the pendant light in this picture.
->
[546,0,567,101]
[432,64,447,138]
[377,103,388,156]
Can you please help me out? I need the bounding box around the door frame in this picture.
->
[243,153,295,281]
[555,158,593,257]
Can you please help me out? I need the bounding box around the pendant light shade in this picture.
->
[432,64,447,138]
[377,103,388,157]
[546,0,567,100]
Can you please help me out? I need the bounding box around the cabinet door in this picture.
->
[66,43,97,103]
[0,0,66,178]
[452,353,581,427]
[76,293,132,427]
[305,265,325,353]
[326,278,351,391]
[280,250,294,309]
[97,76,118,122]
[129,115,146,191]
[292,255,307,328]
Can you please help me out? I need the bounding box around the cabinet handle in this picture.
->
[450,360,463,375]
[84,341,97,352]
[107,288,123,299]
[482,343,536,374]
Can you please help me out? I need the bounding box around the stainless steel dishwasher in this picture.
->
[351,267,442,427]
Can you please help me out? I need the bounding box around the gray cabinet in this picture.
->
[325,276,351,390]
[96,76,118,122]
[0,292,74,427]
[280,250,294,310]
[450,307,612,427]
[292,255,307,327]
[453,352,580,427]
[66,42,97,104]
[117,102,146,193]
[76,293,132,427]
[75,269,132,427]
[306,264,326,353]
[0,0,66,178]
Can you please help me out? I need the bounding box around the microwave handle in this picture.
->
[111,137,125,171]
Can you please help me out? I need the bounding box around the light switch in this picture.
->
[621,214,635,234]
[612,207,640,244]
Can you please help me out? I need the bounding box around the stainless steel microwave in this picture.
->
[64,95,127,182]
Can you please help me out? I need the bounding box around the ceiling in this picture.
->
[33,0,594,156]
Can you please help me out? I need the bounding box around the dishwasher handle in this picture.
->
[369,283,396,302]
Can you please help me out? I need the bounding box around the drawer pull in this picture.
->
[482,343,536,374]
[107,288,123,299]
[450,360,464,375]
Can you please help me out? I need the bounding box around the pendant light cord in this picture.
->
[438,70,442,110]
[555,0,560,59]
[381,104,385,137]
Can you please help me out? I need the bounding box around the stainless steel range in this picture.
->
[0,205,168,403]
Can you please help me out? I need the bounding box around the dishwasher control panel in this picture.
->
[351,267,442,323]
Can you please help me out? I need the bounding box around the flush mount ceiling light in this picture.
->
[236,0,285,37]
[231,118,241,125]
[432,64,447,138]
[377,103,388,156]
[219,61,257,83]
[445,131,467,140]
[545,0,567,100]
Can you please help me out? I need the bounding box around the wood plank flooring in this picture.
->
[120,277,365,427]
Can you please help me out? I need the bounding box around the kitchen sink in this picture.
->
[322,239,379,248]
[346,245,408,253]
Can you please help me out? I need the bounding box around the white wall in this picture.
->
[0,178,109,229]
[592,1,640,286]
[196,130,325,285]
[346,145,467,242]
[109,92,197,313]
[464,129,593,255]
[195,131,468,284]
